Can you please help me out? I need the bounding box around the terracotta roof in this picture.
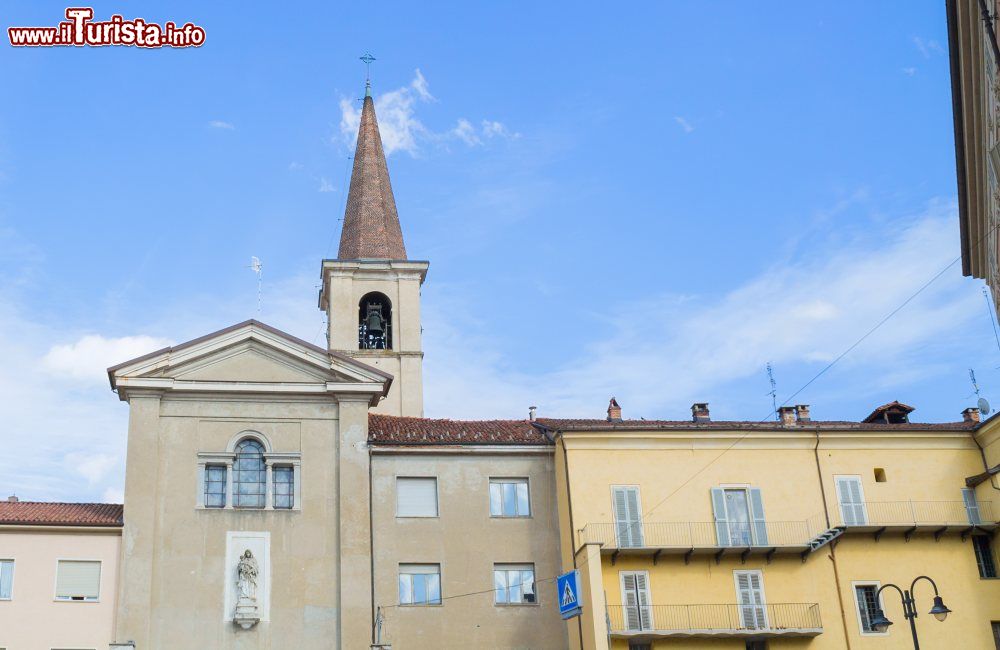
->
[861,400,915,424]
[369,414,551,445]
[338,94,407,260]
[533,418,975,432]
[0,501,123,527]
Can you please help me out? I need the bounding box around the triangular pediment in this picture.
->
[107,320,391,403]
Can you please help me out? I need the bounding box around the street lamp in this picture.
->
[872,575,951,649]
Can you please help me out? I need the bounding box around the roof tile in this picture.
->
[0,501,123,527]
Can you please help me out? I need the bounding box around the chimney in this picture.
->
[691,402,710,423]
[794,404,811,423]
[528,406,537,422]
[7,495,18,502]
[962,407,981,424]
[778,406,796,426]
[607,397,622,422]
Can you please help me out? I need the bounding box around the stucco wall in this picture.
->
[0,528,120,649]
[371,450,568,649]
[558,427,1000,650]
[115,394,356,649]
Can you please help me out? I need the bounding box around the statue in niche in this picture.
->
[234,549,260,630]
[237,549,259,600]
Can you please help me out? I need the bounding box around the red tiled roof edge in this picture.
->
[368,414,551,446]
[0,501,123,527]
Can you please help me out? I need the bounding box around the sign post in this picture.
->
[557,569,583,620]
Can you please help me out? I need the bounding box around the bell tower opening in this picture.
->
[359,292,392,350]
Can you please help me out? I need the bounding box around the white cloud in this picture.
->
[67,452,117,486]
[424,202,980,420]
[338,70,519,155]
[42,334,171,382]
[451,119,481,146]
[208,120,235,130]
[912,36,943,59]
[102,486,124,503]
[674,116,695,133]
[318,177,335,193]
[902,67,917,77]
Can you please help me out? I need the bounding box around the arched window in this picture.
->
[358,292,392,350]
[233,439,266,508]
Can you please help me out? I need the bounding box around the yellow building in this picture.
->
[545,400,1000,649]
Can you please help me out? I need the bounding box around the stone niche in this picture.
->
[224,531,271,628]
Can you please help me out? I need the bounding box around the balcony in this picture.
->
[579,519,836,564]
[835,500,997,541]
[607,603,823,639]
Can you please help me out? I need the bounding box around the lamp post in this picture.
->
[870,575,952,650]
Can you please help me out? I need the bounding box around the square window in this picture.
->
[489,479,530,517]
[55,560,101,601]
[398,564,441,605]
[396,478,438,517]
[273,466,294,509]
[494,563,535,605]
[974,535,998,578]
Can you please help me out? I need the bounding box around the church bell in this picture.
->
[365,304,384,333]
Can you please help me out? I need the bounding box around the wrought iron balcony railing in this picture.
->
[580,520,817,550]
[606,602,822,638]
[833,500,996,529]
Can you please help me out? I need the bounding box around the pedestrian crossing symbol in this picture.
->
[557,569,582,620]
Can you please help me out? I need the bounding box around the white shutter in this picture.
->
[56,560,101,600]
[613,487,644,547]
[963,488,982,524]
[836,477,867,525]
[735,570,767,630]
[749,488,768,546]
[620,571,652,631]
[396,478,438,517]
[0,560,12,599]
[711,488,729,545]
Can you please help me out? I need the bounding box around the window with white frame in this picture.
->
[490,478,530,517]
[55,560,101,601]
[273,466,294,509]
[396,477,438,517]
[853,582,885,634]
[0,559,13,599]
[204,465,227,508]
[197,432,301,511]
[398,564,441,605]
[711,486,768,546]
[493,563,535,604]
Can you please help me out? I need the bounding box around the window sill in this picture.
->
[398,603,443,608]
[195,506,301,512]
[395,515,440,519]
[494,602,540,607]
[489,515,533,520]
[53,598,100,603]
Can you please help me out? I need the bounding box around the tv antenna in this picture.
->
[970,368,991,415]
[249,256,263,316]
[766,362,778,421]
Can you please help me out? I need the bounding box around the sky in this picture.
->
[0,1,995,503]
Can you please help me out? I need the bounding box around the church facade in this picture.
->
[106,84,567,649]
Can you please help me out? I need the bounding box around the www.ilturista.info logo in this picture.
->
[8,8,205,48]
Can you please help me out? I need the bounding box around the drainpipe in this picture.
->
[813,427,853,649]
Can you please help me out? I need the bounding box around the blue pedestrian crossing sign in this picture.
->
[557,569,582,619]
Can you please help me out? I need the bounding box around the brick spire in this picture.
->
[337,92,407,260]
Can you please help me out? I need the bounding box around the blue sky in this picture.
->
[0,1,994,501]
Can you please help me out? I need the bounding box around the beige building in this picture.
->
[105,80,567,649]
[0,499,122,650]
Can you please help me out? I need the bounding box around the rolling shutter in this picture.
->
[56,560,101,600]
[396,478,438,517]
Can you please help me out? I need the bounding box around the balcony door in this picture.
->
[835,476,868,526]
[734,570,768,630]
[613,486,644,548]
[620,571,652,631]
[711,487,767,546]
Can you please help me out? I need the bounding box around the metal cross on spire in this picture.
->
[360,52,376,96]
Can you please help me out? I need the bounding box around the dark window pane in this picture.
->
[233,439,265,508]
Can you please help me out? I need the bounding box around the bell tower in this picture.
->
[318,73,428,417]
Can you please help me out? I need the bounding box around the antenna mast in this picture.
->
[766,362,778,421]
